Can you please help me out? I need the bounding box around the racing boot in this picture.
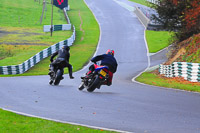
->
[49,79,53,85]
[69,66,74,79]
[48,65,54,76]
[107,82,112,86]
[81,71,92,79]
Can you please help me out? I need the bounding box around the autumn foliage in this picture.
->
[151,0,200,42]
[184,0,200,29]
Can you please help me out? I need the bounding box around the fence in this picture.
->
[146,0,159,5]
[159,62,200,82]
[0,9,76,75]
[43,24,72,32]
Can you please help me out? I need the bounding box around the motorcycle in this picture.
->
[48,58,65,85]
[78,64,110,92]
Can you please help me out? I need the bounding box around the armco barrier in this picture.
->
[159,62,200,82]
[0,9,76,75]
[134,1,164,30]
[134,6,164,30]
[134,6,150,28]
[43,24,72,32]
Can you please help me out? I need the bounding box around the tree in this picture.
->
[184,0,200,35]
[151,0,200,42]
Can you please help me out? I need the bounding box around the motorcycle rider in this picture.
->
[48,45,74,79]
[83,49,118,86]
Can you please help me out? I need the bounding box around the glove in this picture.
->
[91,61,96,64]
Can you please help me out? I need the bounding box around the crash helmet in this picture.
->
[63,45,70,51]
[106,49,114,56]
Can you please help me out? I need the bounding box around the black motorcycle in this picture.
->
[48,58,65,85]
[78,64,110,92]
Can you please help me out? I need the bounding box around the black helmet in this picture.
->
[63,45,70,51]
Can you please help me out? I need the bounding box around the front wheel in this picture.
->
[49,71,55,85]
[87,76,100,92]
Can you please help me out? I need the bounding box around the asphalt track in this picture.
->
[0,0,200,133]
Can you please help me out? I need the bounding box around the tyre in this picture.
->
[78,82,85,91]
[87,76,100,92]
[54,69,63,85]
[49,80,53,85]
[49,71,55,85]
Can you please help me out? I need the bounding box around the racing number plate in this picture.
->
[100,70,107,77]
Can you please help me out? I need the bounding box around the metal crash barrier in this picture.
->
[159,62,200,82]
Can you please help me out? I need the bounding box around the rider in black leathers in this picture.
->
[49,45,74,79]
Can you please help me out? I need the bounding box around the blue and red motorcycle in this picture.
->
[78,64,110,92]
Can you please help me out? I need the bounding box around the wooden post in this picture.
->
[44,1,47,19]
[40,0,46,24]
[51,0,54,36]
[63,8,70,24]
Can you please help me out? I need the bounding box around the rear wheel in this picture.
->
[87,76,100,92]
[54,70,63,85]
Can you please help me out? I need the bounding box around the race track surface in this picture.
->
[0,0,200,133]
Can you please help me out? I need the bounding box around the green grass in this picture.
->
[136,72,200,92]
[0,109,115,132]
[0,45,48,65]
[146,30,173,53]
[0,0,65,27]
[129,0,150,6]
[0,27,72,45]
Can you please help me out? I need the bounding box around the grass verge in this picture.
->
[0,0,66,27]
[145,30,173,53]
[0,109,115,132]
[136,72,200,92]
[128,0,149,6]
